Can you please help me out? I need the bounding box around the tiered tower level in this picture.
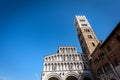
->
[74,16,99,57]
[42,46,93,80]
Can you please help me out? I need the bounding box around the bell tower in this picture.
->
[74,15,99,57]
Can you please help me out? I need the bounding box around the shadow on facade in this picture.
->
[78,70,93,80]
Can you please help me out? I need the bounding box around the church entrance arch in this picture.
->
[66,76,77,80]
[83,77,90,80]
[48,77,59,80]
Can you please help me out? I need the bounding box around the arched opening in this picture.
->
[92,42,95,47]
[48,77,59,80]
[83,77,90,80]
[66,76,77,80]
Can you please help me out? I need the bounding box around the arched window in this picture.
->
[92,42,95,47]
[87,35,92,38]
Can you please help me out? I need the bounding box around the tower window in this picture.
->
[84,29,90,32]
[81,24,87,26]
[79,19,85,22]
[92,42,95,47]
[86,29,90,32]
[87,35,92,38]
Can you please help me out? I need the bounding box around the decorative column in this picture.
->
[46,64,48,71]
[60,63,62,70]
[60,55,62,61]
[63,64,65,70]
[73,63,75,70]
[50,64,52,71]
[57,55,59,61]
[79,63,82,70]
[44,63,46,71]
[66,63,68,70]
[48,64,50,71]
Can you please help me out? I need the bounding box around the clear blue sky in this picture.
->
[0,0,120,80]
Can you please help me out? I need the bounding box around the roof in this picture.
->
[100,22,120,48]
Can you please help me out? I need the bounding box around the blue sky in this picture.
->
[0,0,120,80]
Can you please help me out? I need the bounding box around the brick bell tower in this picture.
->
[74,15,99,57]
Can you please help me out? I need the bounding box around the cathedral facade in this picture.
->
[41,46,93,80]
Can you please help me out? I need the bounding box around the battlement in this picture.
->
[58,46,77,53]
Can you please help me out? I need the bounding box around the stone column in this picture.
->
[57,55,59,61]
[48,64,50,71]
[61,64,63,70]
[63,64,65,70]
[79,63,81,70]
[65,64,66,70]
[77,55,79,60]
[50,64,52,71]
[46,64,48,71]
[44,64,46,71]
[66,63,68,70]
[60,55,62,61]
[60,64,62,70]
[73,63,75,70]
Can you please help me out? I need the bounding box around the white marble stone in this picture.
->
[41,46,93,80]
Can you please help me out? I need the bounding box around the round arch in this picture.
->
[48,77,59,80]
[66,76,77,80]
[65,72,79,80]
[45,73,62,80]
